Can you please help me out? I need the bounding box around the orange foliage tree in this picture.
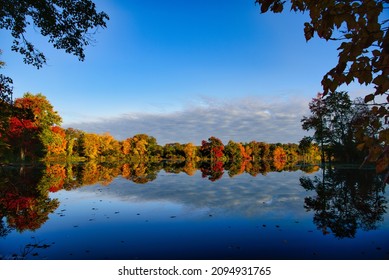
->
[4,93,63,160]
[273,146,287,162]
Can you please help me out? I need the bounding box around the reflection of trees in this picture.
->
[0,166,59,234]
[38,164,66,193]
[300,164,320,174]
[300,167,387,238]
[182,160,197,176]
[273,159,286,171]
[79,161,122,186]
[0,159,322,233]
[121,161,161,184]
[249,161,271,176]
[200,161,224,182]
[224,160,247,177]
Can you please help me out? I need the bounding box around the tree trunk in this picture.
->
[20,146,25,161]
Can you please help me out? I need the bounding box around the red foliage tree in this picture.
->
[7,116,39,160]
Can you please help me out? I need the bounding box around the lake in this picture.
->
[0,162,388,260]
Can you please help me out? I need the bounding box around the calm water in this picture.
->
[0,164,388,259]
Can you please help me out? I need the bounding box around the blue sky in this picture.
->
[0,0,372,145]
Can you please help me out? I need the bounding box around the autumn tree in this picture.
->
[199,137,225,161]
[40,125,67,157]
[224,140,251,162]
[14,93,62,128]
[182,142,198,161]
[6,116,40,161]
[246,141,260,161]
[255,0,389,120]
[273,146,287,162]
[198,137,225,181]
[121,137,133,156]
[132,134,161,160]
[119,134,162,160]
[18,93,63,158]
[98,132,121,159]
[79,132,100,159]
[3,93,62,160]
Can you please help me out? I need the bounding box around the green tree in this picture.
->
[64,127,83,157]
[302,91,361,162]
[255,0,388,120]
[163,143,185,160]
[224,140,243,162]
[298,136,320,162]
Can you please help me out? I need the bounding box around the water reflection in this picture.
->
[300,167,387,238]
[0,161,387,244]
[0,166,59,235]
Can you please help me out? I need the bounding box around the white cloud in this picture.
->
[64,96,311,145]
[76,170,316,218]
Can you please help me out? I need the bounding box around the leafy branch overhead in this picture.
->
[255,0,389,119]
[0,0,109,68]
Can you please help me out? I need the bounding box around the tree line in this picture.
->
[1,91,388,181]
[0,92,321,165]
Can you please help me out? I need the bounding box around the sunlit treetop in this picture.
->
[14,92,62,128]
[255,0,388,119]
[0,0,109,69]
